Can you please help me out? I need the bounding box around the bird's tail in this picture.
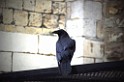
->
[60,61,72,76]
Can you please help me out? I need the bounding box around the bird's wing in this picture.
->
[56,38,75,61]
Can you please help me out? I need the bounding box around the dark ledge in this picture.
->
[0,60,124,82]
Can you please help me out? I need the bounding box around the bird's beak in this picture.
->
[52,31,58,34]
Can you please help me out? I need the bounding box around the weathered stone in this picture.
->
[25,27,42,34]
[104,27,124,61]
[96,20,104,40]
[14,10,28,26]
[71,0,84,19]
[83,38,104,58]
[95,58,103,63]
[0,31,38,53]
[13,53,57,71]
[6,0,22,9]
[72,37,84,58]
[0,52,12,73]
[3,9,13,24]
[84,1,102,20]
[83,58,94,64]
[71,57,83,65]
[66,2,71,19]
[104,17,116,28]
[43,14,58,28]
[66,19,84,37]
[53,2,66,14]
[39,35,58,54]
[52,0,64,1]
[23,0,35,11]
[83,18,96,37]
[29,12,42,27]
[59,15,66,29]
[0,0,5,8]
[35,0,52,13]
[41,28,56,35]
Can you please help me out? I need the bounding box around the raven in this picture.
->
[52,29,76,76]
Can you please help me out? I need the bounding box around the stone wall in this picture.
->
[0,0,124,73]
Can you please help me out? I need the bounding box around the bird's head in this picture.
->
[52,29,69,37]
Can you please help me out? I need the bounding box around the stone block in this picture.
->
[58,15,66,29]
[14,10,28,26]
[23,0,35,11]
[35,0,52,13]
[66,19,84,37]
[52,0,64,1]
[25,27,42,34]
[43,14,58,28]
[84,1,102,20]
[3,9,13,24]
[71,0,84,19]
[0,31,38,53]
[72,37,84,58]
[104,27,124,61]
[104,17,116,28]
[29,12,42,27]
[53,2,66,14]
[83,38,104,58]
[71,57,83,65]
[41,28,56,35]
[13,53,57,71]
[83,18,96,37]
[66,2,71,19]
[39,35,58,55]
[83,57,94,64]
[6,0,22,10]
[96,20,104,40]
[95,58,103,63]
[0,52,12,73]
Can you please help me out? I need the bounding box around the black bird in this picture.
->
[52,29,76,76]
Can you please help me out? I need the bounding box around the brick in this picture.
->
[3,9,13,24]
[43,14,58,28]
[35,0,52,13]
[6,0,22,10]
[13,53,57,71]
[39,35,58,55]
[84,1,102,20]
[14,10,28,26]
[83,58,94,64]
[0,31,38,53]
[23,0,35,11]
[29,12,42,27]
[83,18,96,37]
[71,0,84,19]
[83,38,104,58]
[53,2,66,14]
[0,52,12,73]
